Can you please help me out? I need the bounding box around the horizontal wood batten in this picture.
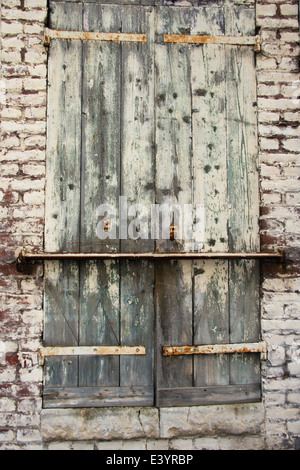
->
[43,386,154,408]
[156,384,261,407]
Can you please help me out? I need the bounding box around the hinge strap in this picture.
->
[163,342,268,361]
[38,346,146,365]
[44,28,147,46]
[164,34,261,51]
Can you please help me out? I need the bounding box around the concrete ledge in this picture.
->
[41,407,159,442]
[160,403,265,439]
[41,403,265,442]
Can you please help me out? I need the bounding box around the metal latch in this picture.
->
[170,225,178,241]
[38,346,146,366]
[104,219,111,232]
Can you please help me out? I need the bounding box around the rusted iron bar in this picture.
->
[163,342,268,361]
[18,250,284,263]
[163,34,261,51]
[38,346,146,366]
[44,28,147,45]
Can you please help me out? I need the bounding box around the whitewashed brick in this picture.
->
[258,98,300,111]
[24,0,47,8]
[256,17,299,29]
[23,191,45,205]
[256,4,277,17]
[1,21,23,35]
[258,111,280,123]
[1,107,22,119]
[0,398,16,412]
[1,8,47,22]
[24,79,46,91]
[1,50,21,63]
[25,107,46,120]
[24,51,47,65]
[280,4,299,16]
[282,139,300,152]
[24,23,45,35]
[17,429,41,443]
[260,137,280,150]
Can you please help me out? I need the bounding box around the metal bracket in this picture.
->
[163,341,268,361]
[44,28,147,46]
[163,34,261,52]
[17,250,285,264]
[38,346,146,366]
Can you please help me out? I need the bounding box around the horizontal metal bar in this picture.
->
[18,250,284,262]
[163,342,268,360]
[44,28,147,45]
[38,346,146,365]
[164,34,261,51]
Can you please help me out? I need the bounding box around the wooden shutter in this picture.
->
[155,3,260,406]
[44,0,261,408]
[44,1,155,408]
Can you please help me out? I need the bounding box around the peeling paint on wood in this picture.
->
[44,1,261,408]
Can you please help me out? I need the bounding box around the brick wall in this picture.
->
[0,0,47,448]
[256,0,300,450]
[0,0,299,450]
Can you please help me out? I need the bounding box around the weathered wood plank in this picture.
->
[225,5,260,386]
[79,260,120,387]
[155,7,194,404]
[44,2,83,390]
[45,2,83,252]
[79,4,122,388]
[120,7,155,395]
[43,386,153,408]
[157,383,261,407]
[191,5,230,389]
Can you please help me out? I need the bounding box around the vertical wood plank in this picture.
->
[191,5,230,388]
[120,7,155,394]
[155,7,193,402]
[78,3,122,389]
[225,4,260,385]
[44,1,83,389]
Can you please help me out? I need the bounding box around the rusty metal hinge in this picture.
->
[163,341,268,361]
[44,28,147,46]
[38,346,146,366]
[164,34,261,52]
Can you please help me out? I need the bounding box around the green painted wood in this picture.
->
[155,6,194,402]
[225,4,260,387]
[119,7,155,396]
[44,1,260,407]
[78,2,122,390]
[44,2,83,389]
[191,6,230,389]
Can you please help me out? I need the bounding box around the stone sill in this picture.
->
[42,403,264,442]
